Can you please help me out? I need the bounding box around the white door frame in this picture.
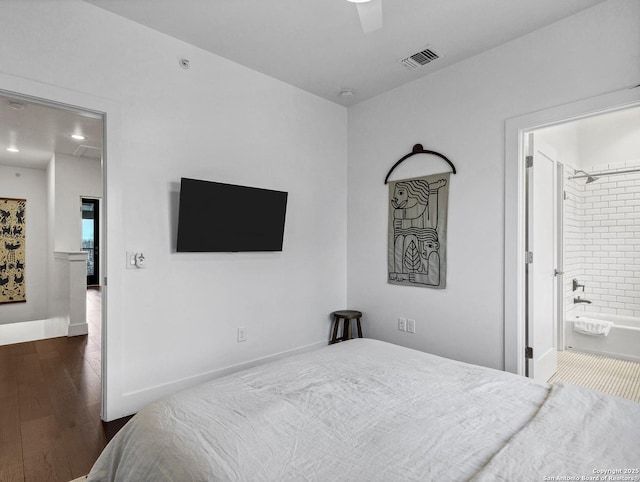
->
[504,86,640,376]
[555,161,565,353]
[0,72,125,421]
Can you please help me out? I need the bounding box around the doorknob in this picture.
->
[554,269,564,276]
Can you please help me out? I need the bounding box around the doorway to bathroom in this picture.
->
[504,86,640,397]
[526,104,640,401]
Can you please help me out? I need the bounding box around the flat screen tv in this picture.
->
[176,178,288,252]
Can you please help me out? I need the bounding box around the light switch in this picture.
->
[126,251,147,269]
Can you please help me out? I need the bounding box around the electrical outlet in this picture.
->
[398,318,406,332]
[237,326,247,342]
[407,319,416,334]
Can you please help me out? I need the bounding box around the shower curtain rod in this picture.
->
[569,166,640,180]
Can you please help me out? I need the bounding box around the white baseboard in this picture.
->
[67,322,89,337]
[118,340,327,418]
[0,317,69,346]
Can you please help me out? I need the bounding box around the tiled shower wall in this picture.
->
[564,160,640,318]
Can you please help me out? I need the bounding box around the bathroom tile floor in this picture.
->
[548,349,640,403]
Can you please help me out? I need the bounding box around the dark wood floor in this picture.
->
[0,287,132,482]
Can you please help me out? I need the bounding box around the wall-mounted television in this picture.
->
[176,178,288,252]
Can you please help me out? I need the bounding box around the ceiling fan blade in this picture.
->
[355,0,382,34]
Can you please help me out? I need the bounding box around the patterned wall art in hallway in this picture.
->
[388,173,449,289]
[0,198,26,303]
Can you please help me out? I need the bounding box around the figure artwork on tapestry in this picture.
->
[388,173,449,289]
[0,198,26,303]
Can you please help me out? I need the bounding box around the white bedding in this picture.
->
[472,382,640,481]
[88,339,640,481]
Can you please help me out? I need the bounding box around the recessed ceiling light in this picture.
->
[339,89,355,98]
[6,147,19,153]
[71,134,86,140]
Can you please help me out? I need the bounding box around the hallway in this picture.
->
[0,287,130,481]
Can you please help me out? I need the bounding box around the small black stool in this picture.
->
[330,310,363,344]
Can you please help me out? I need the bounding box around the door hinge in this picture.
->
[525,251,533,263]
[526,155,533,168]
[525,346,533,359]
[103,277,107,286]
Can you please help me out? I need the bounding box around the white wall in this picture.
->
[536,124,581,169]
[48,153,101,338]
[0,154,103,344]
[0,165,47,324]
[0,0,347,419]
[347,0,640,369]
[578,114,640,169]
[569,160,640,318]
[53,154,103,252]
[562,172,584,320]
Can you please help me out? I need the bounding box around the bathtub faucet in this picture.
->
[574,297,592,304]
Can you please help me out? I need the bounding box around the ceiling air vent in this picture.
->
[400,48,440,71]
[73,145,103,159]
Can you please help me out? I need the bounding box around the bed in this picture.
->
[88,339,640,481]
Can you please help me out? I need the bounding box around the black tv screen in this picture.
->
[176,178,288,252]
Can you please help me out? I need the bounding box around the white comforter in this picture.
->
[88,339,640,481]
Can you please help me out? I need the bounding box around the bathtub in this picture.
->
[565,312,640,363]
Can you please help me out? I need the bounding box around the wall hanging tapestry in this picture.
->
[385,144,456,289]
[388,173,449,288]
[0,198,26,304]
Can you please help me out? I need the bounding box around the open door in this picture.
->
[82,198,100,286]
[525,138,558,382]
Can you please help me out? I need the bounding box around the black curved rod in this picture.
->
[384,143,456,184]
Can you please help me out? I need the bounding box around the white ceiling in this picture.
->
[85,0,607,106]
[536,105,640,169]
[0,1,619,169]
[0,93,103,170]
